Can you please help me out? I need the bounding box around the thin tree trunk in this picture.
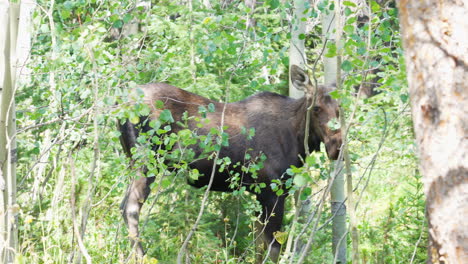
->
[398,1,468,263]
[339,0,359,262]
[245,0,256,29]
[289,0,307,99]
[283,1,308,261]
[342,111,359,264]
[322,2,347,263]
[0,2,19,262]
[322,5,337,86]
[76,50,101,264]
[189,0,196,82]
[31,130,52,202]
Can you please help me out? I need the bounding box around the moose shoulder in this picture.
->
[119,65,342,262]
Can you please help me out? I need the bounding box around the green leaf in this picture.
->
[190,169,200,180]
[371,0,381,12]
[129,114,139,124]
[251,80,259,88]
[343,1,357,7]
[347,17,357,25]
[293,175,307,187]
[343,24,354,34]
[112,20,123,29]
[344,7,352,17]
[149,120,160,129]
[327,118,341,130]
[63,1,74,10]
[61,9,71,20]
[317,0,327,12]
[123,14,133,23]
[159,109,174,123]
[240,126,247,135]
[198,105,207,118]
[178,129,191,139]
[400,94,409,103]
[210,127,219,135]
[227,46,236,55]
[267,0,280,9]
[341,60,353,72]
[155,100,164,109]
[221,132,229,146]
[270,183,278,191]
[138,104,151,116]
[357,46,366,55]
[248,128,256,139]
[329,90,341,99]
[276,189,284,196]
[161,178,171,188]
[305,155,316,166]
[325,43,337,58]
[300,187,312,200]
[208,103,215,112]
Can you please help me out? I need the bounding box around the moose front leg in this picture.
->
[121,175,155,256]
[256,191,286,263]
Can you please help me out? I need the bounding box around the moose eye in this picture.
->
[313,106,321,113]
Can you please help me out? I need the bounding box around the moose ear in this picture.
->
[290,65,310,90]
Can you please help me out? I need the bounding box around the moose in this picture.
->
[119,65,342,262]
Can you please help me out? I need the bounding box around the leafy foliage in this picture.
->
[14,0,425,263]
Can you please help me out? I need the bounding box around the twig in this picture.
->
[410,217,426,264]
[176,101,226,264]
[69,151,92,264]
[332,230,348,264]
[76,45,101,264]
[294,163,339,264]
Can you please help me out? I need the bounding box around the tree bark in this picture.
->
[284,1,308,261]
[344,2,360,262]
[322,5,347,263]
[398,1,468,263]
[245,0,256,29]
[0,2,19,262]
[289,0,307,99]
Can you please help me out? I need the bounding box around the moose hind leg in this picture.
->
[256,191,286,263]
[121,175,155,256]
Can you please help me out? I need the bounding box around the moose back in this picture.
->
[118,65,342,261]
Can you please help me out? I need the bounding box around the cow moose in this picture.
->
[119,65,342,262]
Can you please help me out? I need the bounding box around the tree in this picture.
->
[7,0,425,263]
[245,0,256,29]
[289,0,307,99]
[398,1,468,263]
[321,2,347,263]
[0,2,19,262]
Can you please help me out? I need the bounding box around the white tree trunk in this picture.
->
[289,0,307,99]
[1,1,34,262]
[321,7,337,87]
[322,3,347,263]
[398,1,468,263]
[284,1,308,261]
[245,0,256,29]
[0,2,19,262]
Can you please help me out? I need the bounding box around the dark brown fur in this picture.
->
[119,66,342,262]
